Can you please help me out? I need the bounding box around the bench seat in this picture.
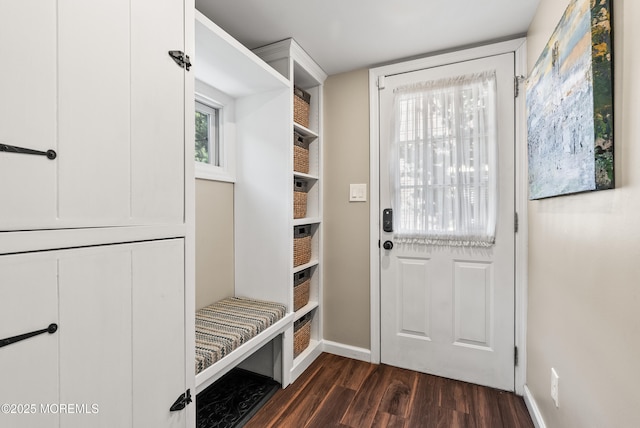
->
[195,297,289,393]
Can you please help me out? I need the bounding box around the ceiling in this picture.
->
[195,0,540,77]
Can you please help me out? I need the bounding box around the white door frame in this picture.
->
[368,38,529,394]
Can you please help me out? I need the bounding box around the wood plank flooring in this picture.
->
[245,353,534,428]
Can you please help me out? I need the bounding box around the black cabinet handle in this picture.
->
[0,143,57,160]
[0,324,58,349]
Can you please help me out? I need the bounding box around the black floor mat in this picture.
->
[196,368,280,428]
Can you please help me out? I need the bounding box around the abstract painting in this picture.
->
[526,0,613,200]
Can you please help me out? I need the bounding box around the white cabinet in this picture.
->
[0,240,186,428]
[0,255,59,428]
[0,1,191,427]
[0,0,185,231]
[254,39,327,382]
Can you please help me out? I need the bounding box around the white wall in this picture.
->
[526,1,640,426]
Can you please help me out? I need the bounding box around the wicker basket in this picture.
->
[293,178,308,219]
[293,86,311,128]
[293,132,310,174]
[293,316,311,358]
[293,269,311,312]
[293,225,312,267]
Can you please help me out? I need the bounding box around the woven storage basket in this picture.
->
[293,132,310,174]
[293,316,311,358]
[293,86,311,128]
[293,178,308,219]
[293,269,311,312]
[293,225,312,267]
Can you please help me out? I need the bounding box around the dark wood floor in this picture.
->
[246,353,534,428]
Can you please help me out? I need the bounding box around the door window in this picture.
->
[391,71,498,247]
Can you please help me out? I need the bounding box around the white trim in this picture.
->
[194,84,237,183]
[183,2,196,427]
[194,162,235,183]
[514,39,529,396]
[253,39,328,84]
[291,339,323,381]
[290,40,328,83]
[195,98,221,165]
[0,225,187,255]
[368,67,381,364]
[368,38,528,389]
[194,10,290,98]
[369,68,385,364]
[322,340,372,363]
[371,39,526,78]
[524,385,547,428]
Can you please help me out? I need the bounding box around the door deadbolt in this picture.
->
[383,208,393,232]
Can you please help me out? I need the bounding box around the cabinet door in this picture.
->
[58,246,134,428]
[0,0,185,231]
[130,0,186,224]
[0,254,59,428]
[0,1,58,227]
[0,240,186,428]
[132,240,186,428]
[58,240,186,428]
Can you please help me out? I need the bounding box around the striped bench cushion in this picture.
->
[195,297,287,375]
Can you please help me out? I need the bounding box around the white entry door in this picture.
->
[379,53,515,390]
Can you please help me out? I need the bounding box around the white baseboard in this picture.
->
[523,385,546,428]
[322,340,371,362]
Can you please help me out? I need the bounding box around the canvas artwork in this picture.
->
[526,0,613,200]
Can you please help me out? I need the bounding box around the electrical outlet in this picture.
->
[551,368,559,408]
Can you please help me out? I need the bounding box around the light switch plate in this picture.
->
[349,184,367,202]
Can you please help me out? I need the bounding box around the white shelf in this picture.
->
[294,171,319,181]
[293,259,319,274]
[254,38,326,386]
[194,10,289,97]
[293,217,321,227]
[295,301,319,319]
[294,122,319,139]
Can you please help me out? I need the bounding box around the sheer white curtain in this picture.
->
[391,71,498,247]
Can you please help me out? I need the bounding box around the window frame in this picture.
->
[195,100,219,166]
[194,91,235,182]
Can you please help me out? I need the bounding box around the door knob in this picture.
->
[383,240,393,250]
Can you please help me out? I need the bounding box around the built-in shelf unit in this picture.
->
[195,10,295,386]
[254,39,327,382]
[195,10,327,386]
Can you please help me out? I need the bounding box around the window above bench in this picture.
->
[195,81,236,183]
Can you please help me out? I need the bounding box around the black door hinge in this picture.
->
[515,212,519,233]
[169,389,192,412]
[514,346,519,366]
[514,75,525,98]
[168,50,192,71]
